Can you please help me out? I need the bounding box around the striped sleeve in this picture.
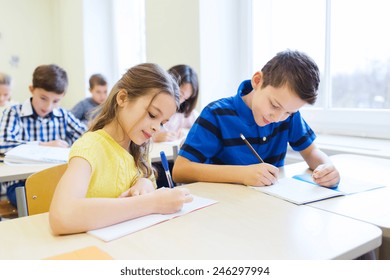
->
[0,105,27,153]
[179,106,223,163]
[288,111,316,151]
[63,109,88,144]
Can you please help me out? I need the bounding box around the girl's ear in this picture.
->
[116,90,128,107]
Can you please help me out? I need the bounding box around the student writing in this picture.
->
[0,64,87,206]
[173,50,340,188]
[49,63,193,235]
[152,64,199,142]
[70,73,108,125]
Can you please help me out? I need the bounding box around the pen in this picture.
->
[160,151,175,188]
[239,133,264,163]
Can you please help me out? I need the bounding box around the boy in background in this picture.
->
[70,73,108,124]
[0,64,87,206]
[173,50,340,188]
[0,72,17,120]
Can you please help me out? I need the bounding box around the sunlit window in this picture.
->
[252,0,390,138]
[330,0,390,109]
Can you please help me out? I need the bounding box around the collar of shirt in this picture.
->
[20,98,62,119]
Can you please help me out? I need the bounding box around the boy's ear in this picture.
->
[28,85,34,94]
[251,71,263,89]
[116,90,128,107]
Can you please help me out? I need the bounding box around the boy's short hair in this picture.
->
[261,50,320,105]
[89,74,107,89]
[0,72,12,86]
[32,64,68,94]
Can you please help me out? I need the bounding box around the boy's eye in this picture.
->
[148,112,156,119]
[271,103,279,109]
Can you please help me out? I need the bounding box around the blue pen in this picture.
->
[160,151,175,188]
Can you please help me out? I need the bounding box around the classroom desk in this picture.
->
[0,182,381,260]
[0,162,57,183]
[282,154,390,259]
[149,141,179,162]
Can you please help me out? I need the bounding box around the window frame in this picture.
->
[251,0,390,140]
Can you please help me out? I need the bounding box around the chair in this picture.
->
[16,163,67,217]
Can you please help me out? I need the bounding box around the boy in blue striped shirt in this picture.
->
[173,50,340,188]
[0,64,87,206]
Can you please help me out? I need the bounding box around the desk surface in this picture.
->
[150,141,178,162]
[0,182,381,260]
[0,162,57,183]
[282,154,390,237]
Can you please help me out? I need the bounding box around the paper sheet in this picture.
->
[88,195,217,242]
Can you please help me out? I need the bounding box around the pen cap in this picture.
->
[160,151,169,171]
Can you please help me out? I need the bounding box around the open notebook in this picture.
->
[251,174,385,205]
[4,144,69,164]
[88,195,217,242]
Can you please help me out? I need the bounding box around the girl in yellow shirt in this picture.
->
[49,63,193,235]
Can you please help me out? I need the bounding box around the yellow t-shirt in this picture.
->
[69,129,154,198]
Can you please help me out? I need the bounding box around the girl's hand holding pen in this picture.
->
[312,163,340,188]
[241,163,279,187]
[153,187,193,214]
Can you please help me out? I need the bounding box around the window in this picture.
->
[252,0,390,139]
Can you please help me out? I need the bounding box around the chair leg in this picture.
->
[15,186,28,217]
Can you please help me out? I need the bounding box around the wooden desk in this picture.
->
[282,154,390,259]
[0,162,57,183]
[0,182,381,260]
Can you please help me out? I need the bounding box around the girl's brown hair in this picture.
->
[89,63,180,178]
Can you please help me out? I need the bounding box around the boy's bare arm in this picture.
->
[172,156,279,186]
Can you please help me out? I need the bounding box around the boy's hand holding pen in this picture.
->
[240,133,279,186]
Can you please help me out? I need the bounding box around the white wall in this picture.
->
[0,0,58,104]
[199,0,252,108]
[1,0,253,111]
[53,0,85,109]
[145,0,252,109]
[145,0,200,95]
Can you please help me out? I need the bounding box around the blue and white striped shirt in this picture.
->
[0,98,87,154]
[179,80,316,167]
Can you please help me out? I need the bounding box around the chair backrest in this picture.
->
[25,163,67,216]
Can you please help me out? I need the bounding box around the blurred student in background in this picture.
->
[0,72,17,120]
[71,73,108,125]
[0,64,87,206]
[152,64,199,142]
